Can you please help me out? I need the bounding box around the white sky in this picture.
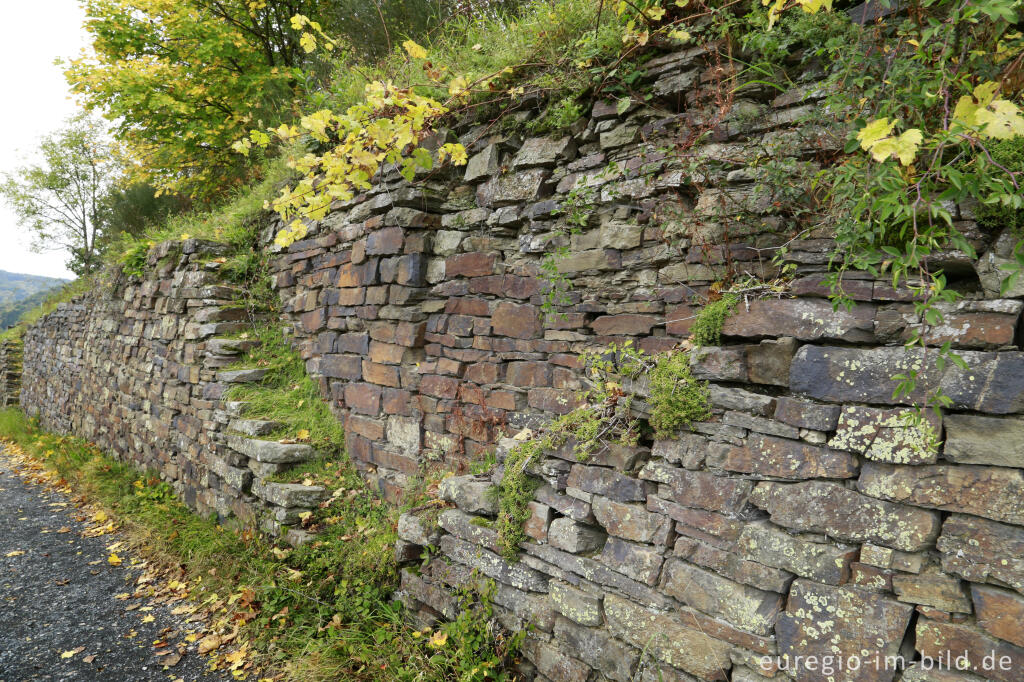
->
[0,0,87,279]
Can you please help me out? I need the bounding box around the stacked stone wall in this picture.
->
[6,39,1024,682]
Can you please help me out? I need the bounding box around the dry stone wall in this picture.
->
[0,339,22,406]
[16,241,331,545]
[6,39,1024,682]
[258,45,1024,682]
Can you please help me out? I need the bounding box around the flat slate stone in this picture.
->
[226,434,315,463]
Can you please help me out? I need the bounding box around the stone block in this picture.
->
[944,414,1024,467]
[737,521,855,585]
[566,464,650,502]
[972,584,1024,647]
[915,620,1024,682]
[777,580,914,682]
[773,397,839,431]
[937,514,1024,593]
[438,475,498,516]
[599,536,664,585]
[492,302,541,339]
[604,594,731,680]
[251,480,327,508]
[858,461,1024,526]
[713,434,858,480]
[722,298,875,343]
[750,480,940,552]
[590,314,660,336]
[830,405,940,465]
[440,535,548,592]
[549,580,603,626]
[661,559,782,636]
[226,434,315,464]
[553,616,640,682]
[593,497,673,544]
[892,567,972,613]
[548,517,607,554]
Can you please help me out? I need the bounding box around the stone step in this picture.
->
[207,337,261,356]
[252,479,327,508]
[224,401,249,417]
[229,418,282,437]
[226,434,314,464]
[216,368,268,383]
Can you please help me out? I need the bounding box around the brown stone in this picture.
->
[714,434,858,480]
[915,620,1024,682]
[368,341,406,365]
[445,252,497,278]
[491,302,541,339]
[506,361,551,387]
[365,226,404,254]
[419,374,459,399]
[344,383,382,415]
[590,314,661,336]
[972,584,1024,647]
[892,567,972,613]
[362,360,400,387]
[640,462,753,514]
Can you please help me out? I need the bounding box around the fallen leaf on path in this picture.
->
[83,654,96,663]
[5,550,25,557]
[162,652,182,667]
[60,647,85,659]
[108,553,122,566]
[197,634,222,654]
[142,614,156,623]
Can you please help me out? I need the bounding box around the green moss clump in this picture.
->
[690,292,739,346]
[977,137,1024,235]
[648,352,712,439]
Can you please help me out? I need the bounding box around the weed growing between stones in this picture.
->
[0,408,521,681]
[496,342,710,559]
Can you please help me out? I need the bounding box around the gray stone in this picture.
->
[553,616,640,682]
[566,464,650,502]
[604,594,732,680]
[661,559,783,636]
[709,385,776,417]
[439,535,548,592]
[397,512,442,546]
[944,414,1024,467]
[464,144,499,182]
[737,522,856,585]
[216,368,268,383]
[599,536,664,585]
[227,434,315,463]
[858,461,1024,526]
[938,514,1024,593]
[774,397,840,431]
[228,418,281,437]
[251,480,327,508]
[548,517,607,554]
[549,580,603,626]
[750,480,941,552]
[790,345,1024,414]
[438,474,498,516]
[513,136,576,168]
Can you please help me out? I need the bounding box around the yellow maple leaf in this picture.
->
[142,614,155,623]
[867,128,923,166]
[403,40,428,60]
[108,553,123,566]
[856,117,899,151]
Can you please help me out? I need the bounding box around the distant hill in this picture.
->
[0,270,70,330]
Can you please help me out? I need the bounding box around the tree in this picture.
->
[64,0,332,200]
[0,113,120,277]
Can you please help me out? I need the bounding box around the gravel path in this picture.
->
[0,450,230,681]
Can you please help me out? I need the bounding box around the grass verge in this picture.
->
[0,408,519,681]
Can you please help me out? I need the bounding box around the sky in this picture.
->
[0,0,88,280]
